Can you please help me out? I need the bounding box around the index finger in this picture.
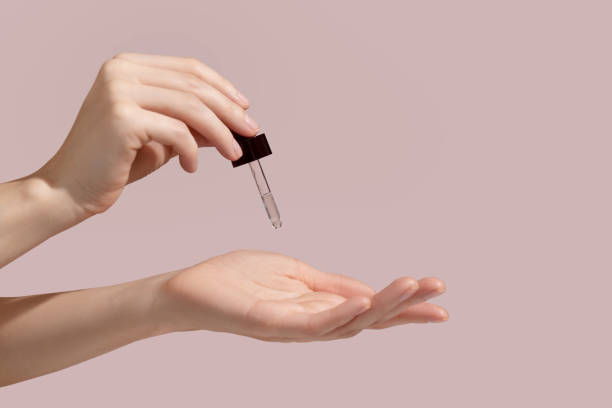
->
[114,53,250,109]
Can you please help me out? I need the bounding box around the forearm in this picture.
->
[0,174,87,267]
[0,273,170,386]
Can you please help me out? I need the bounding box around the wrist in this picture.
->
[139,272,181,337]
[23,172,91,230]
[146,269,203,334]
[0,175,91,266]
[96,274,176,343]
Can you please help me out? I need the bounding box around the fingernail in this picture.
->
[236,90,250,106]
[432,314,449,323]
[244,113,259,132]
[232,139,243,159]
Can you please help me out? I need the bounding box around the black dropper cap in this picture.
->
[231,132,272,168]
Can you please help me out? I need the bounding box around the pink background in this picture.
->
[1,0,611,406]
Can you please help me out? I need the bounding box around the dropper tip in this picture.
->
[272,220,283,230]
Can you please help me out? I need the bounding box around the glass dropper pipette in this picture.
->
[248,158,282,229]
[231,131,282,229]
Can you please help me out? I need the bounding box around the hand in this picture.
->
[157,250,448,342]
[36,53,258,216]
[0,250,447,385]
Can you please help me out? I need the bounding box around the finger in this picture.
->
[291,291,346,313]
[189,127,213,147]
[370,303,449,329]
[136,109,199,172]
[281,296,371,339]
[378,277,446,323]
[130,128,212,181]
[325,277,419,338]
[123,63,258,137]
[107,102,197,173]
[114,53,250,109]
[127,141,174,183]
[124,82,240,160]
[289,260,376,299]
[415,277,446,293]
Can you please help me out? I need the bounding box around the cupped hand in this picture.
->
[156,250,448,342]
[37,53,258,216]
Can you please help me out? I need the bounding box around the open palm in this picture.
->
[161,250,447,342]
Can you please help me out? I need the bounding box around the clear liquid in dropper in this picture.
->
[249,159,282,229]
[261,192,282,229]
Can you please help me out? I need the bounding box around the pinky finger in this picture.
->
[139,110,199,172]
[369,303,449,329]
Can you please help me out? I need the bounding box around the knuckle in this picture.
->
[112,52,130,60]
[185,57,204,73]
[104,79,127,99]
[99,58,125,79]
[184,74,203,91]
[220,77,235,91]
[108,101,134,122]
[172,120,190,136]
[169,121,189,143]
[232,102,245,120]
[398,277,419,292]
[184,93,203,112]
[223,96,240,116]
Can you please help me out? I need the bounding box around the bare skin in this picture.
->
[0,54,448,387]
[1,53,258,267]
